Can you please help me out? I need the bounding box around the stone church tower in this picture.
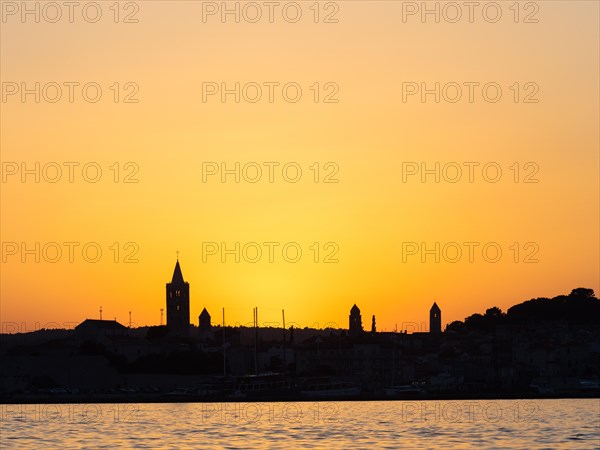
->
[349,304,363,337]
[430,302,441,334]
[166,259,190,336]
[199,307,211,332]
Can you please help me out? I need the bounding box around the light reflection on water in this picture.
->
[1,399,599,449]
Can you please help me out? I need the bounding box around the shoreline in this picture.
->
[2,392,598,405]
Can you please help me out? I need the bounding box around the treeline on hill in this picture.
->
[446,288,599,332]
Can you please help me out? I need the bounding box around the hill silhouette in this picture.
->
[447,288,599,332]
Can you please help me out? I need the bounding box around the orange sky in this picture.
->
[1,1,598,333]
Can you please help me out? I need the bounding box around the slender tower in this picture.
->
[349,304,363,337]
[430,302,441,334]
[166,258,190,336]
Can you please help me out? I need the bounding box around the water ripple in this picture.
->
[1,399,599,449]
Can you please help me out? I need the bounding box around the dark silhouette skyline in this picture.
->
[0,258,598,403]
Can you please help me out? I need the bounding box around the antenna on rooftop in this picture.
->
[222,307,226,377]
[282,309,286,372]
[254,307,259,376]
[100,306,103,320]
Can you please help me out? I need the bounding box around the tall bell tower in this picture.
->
[166,258,190,336]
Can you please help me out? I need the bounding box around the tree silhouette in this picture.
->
[485,307,504,318]
[569,288,596,299]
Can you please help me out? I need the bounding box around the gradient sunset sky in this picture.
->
[1,1,598,332]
